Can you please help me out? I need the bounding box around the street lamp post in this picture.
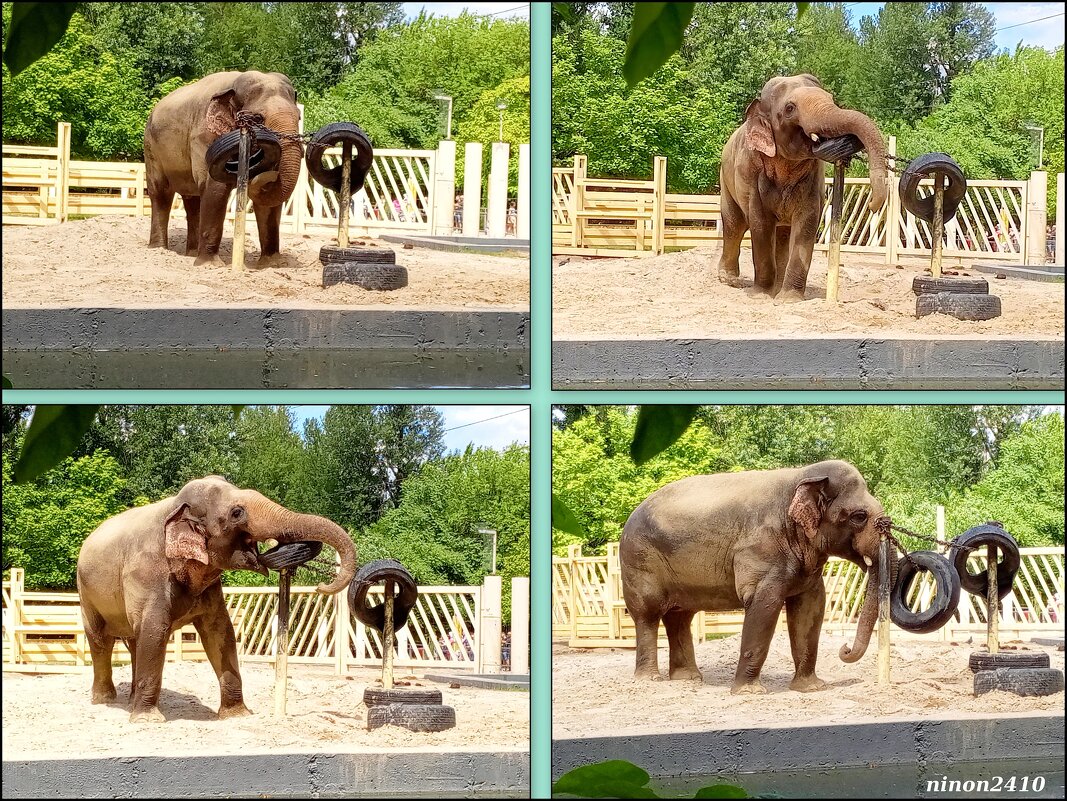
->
[495,102,507,143]
[477,528,498,574]
[434,94,453,140]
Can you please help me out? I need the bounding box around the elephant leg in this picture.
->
[664,609,701,681]
[81,604,117,704]
[717,190,746,288]
[192,585,251,719]
[195,180,232,267]
[745,213,776,298]
[147,183,175,249]
[772,226,791,296]
[252,202,283,266]
[124,637,137,703]
[786,581,827,692]
[182,195,201,256]
[630,603,663,681]
[732,587,785,694]
[128,618,169,722]
[776,213,820,303]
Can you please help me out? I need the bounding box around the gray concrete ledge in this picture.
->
[970,263,1065,282]
[552,714,1064,780]
[3,750,529,799]
[553,338,1065,390]
[381,234,529,255]
[425,673,530,691]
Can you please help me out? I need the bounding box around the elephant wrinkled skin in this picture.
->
[76,476,357,722]
[619,460,892,694]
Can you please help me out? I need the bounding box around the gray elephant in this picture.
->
[619,460,892,694]
[77,476,357,722]
[144,71,303,266]
[717,74,888,301]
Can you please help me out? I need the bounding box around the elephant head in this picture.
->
[205,71,303,207]
[744,74,888,212]
[785,460,893,664]
[163,476,356,594]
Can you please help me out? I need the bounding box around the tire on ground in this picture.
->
[319,245,396,265]
[973,668,1064,697]
[889,550,961,634]
[915,293,1001,321]
[969,651,1051,673]
[305,122,374,194]
[322,263,408,291]
[348,558,419,633]
[912,277,989,296]
[206,129,282,185]
[899,152,967,223]
[363,688,443,707]
[951,523,1021,599]
[257,540,323,570]
[366,703,456,732]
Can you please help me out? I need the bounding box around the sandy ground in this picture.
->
[2,661,528,759]
[552,634,1064,739]
[553,246,1064,339]
[2,216,528,310]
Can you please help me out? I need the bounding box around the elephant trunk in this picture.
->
[839,535,898,663]
[797,95,888,212]
[242,493,356,595]
[249,105,302,207]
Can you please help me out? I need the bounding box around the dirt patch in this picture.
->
[553,246,1064,339]
[552,635,1064,739]
[2,216,528,310]
[2,661,528,759]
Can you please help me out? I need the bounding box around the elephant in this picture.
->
[76,475,357,722]
[717,74,888,302]
[144,71,303,267]
[619,460,893,694]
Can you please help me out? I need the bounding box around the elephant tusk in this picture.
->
[864,556,873,567]
[810,133,819,142]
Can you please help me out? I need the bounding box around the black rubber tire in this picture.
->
[305,122,374,194]
[912,277,989,296]
[969,651,1051,673]
[951,523,1021,600]
[899,152,967,223]
[257,540,323,570]
[322,263,408,290]
[812,134,865,164]
[348,558,418,633]
[363,688,443,707]
[366,703,456,732]
[206,129,282,185]
[889,550,961,634]
[319,245,396,265]
[915,292,1002,321]
[973,668,1064,697]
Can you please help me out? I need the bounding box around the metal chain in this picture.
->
[233,110,311,146]
[873,517,973,570]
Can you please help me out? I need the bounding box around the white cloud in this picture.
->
[437,405,529,452]
[848,3,1064,50]
[402,2,529,20]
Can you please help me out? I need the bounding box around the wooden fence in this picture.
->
[2,568,525,674]
[552,138,1062,264]
[552,543,1065,648]
[2,120,530,239]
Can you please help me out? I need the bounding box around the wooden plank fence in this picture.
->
[553,137,1063,264]
[553,543,1064,648]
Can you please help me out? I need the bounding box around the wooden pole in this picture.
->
[233,127,250,270]
[338,141,352,248]
[877,533,891,686]
[930,172,945,278]
[273,567,291,716]
[986,544,999,654]
[826,160,846,302]
[382,579,394,690]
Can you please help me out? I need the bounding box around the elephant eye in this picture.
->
[784,102,796,115]
[850,510,868,526]
[231,506,245,520]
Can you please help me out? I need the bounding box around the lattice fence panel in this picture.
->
[552,168,575,226]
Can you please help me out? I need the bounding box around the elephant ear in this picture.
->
[205,88,238,139]
[164,503,210,565]
[788,476,831,541]
[744,98,776,158]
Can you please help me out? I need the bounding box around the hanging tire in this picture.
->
[951,524,1021,599]
[969,651,1051,673]
[257,540,323,570]
[305,122,374,194]
[206,129,282,185]
[319,245,396,265]
[889,551,961,634]
[973,668,1064,697]
[915,292,1001,321]
[812,134,865,164]
[363,688,443,707]
[898,152,967,223]
[348,558,418,633]
[912,277,989,296]
[367,703,456,732]
[322,262,408,290]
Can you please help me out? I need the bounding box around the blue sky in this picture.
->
[402,2,528,20]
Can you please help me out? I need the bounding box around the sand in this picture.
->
[2,216,528,310]
[1,661,528,759]
[552,634,1064,739]
[552,246,1064,339]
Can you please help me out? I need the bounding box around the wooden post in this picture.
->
[826,161,846,302]
[480,574,503,673]
[651,155,667,256]
[432,139,457,236]
[487,142,510,238]
[334,551,349,675]
[885,135,899,265]
[56,121,71,224]
[517,143,530,239]
[1056,173,1065,265]
[986,545,999,654]
[1026,171,1048,264]
[382,579,394,690]
[511,577,529,675]
[232,127,250,270]
[877,533,891,686]
[337,141,352,248]
[273,567,291,716]
[570,155,586,249]
[463,142,483,237]
[930,172,945,278]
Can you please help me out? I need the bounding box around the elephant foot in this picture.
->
[789,674,828,693]
[130,706,166,723]
[634,668,662,682]
[147,240,167,249]
[717,268,744,288]
[775,288,807,304]
[194,254,226,267]
[185,246,199,257]
[218,702,253,719]
[744,284,774,299]
[253,253,282,268]
[730,679,768,695]
[91,686,117,704]
[669,667,703,681]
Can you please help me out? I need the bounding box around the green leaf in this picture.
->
[553,2,578,25]
[231,405,246,419]
[623,2,695,87]
[2,375,12,389]
[630,405,698,466]
[552,760,660,798]
[694,784,748,799]
[796,2,810,19]
[13,405,99,483]
[3,3,79,77]
[552,492,588,539]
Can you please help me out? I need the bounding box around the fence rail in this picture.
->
[552,543,1064,648]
